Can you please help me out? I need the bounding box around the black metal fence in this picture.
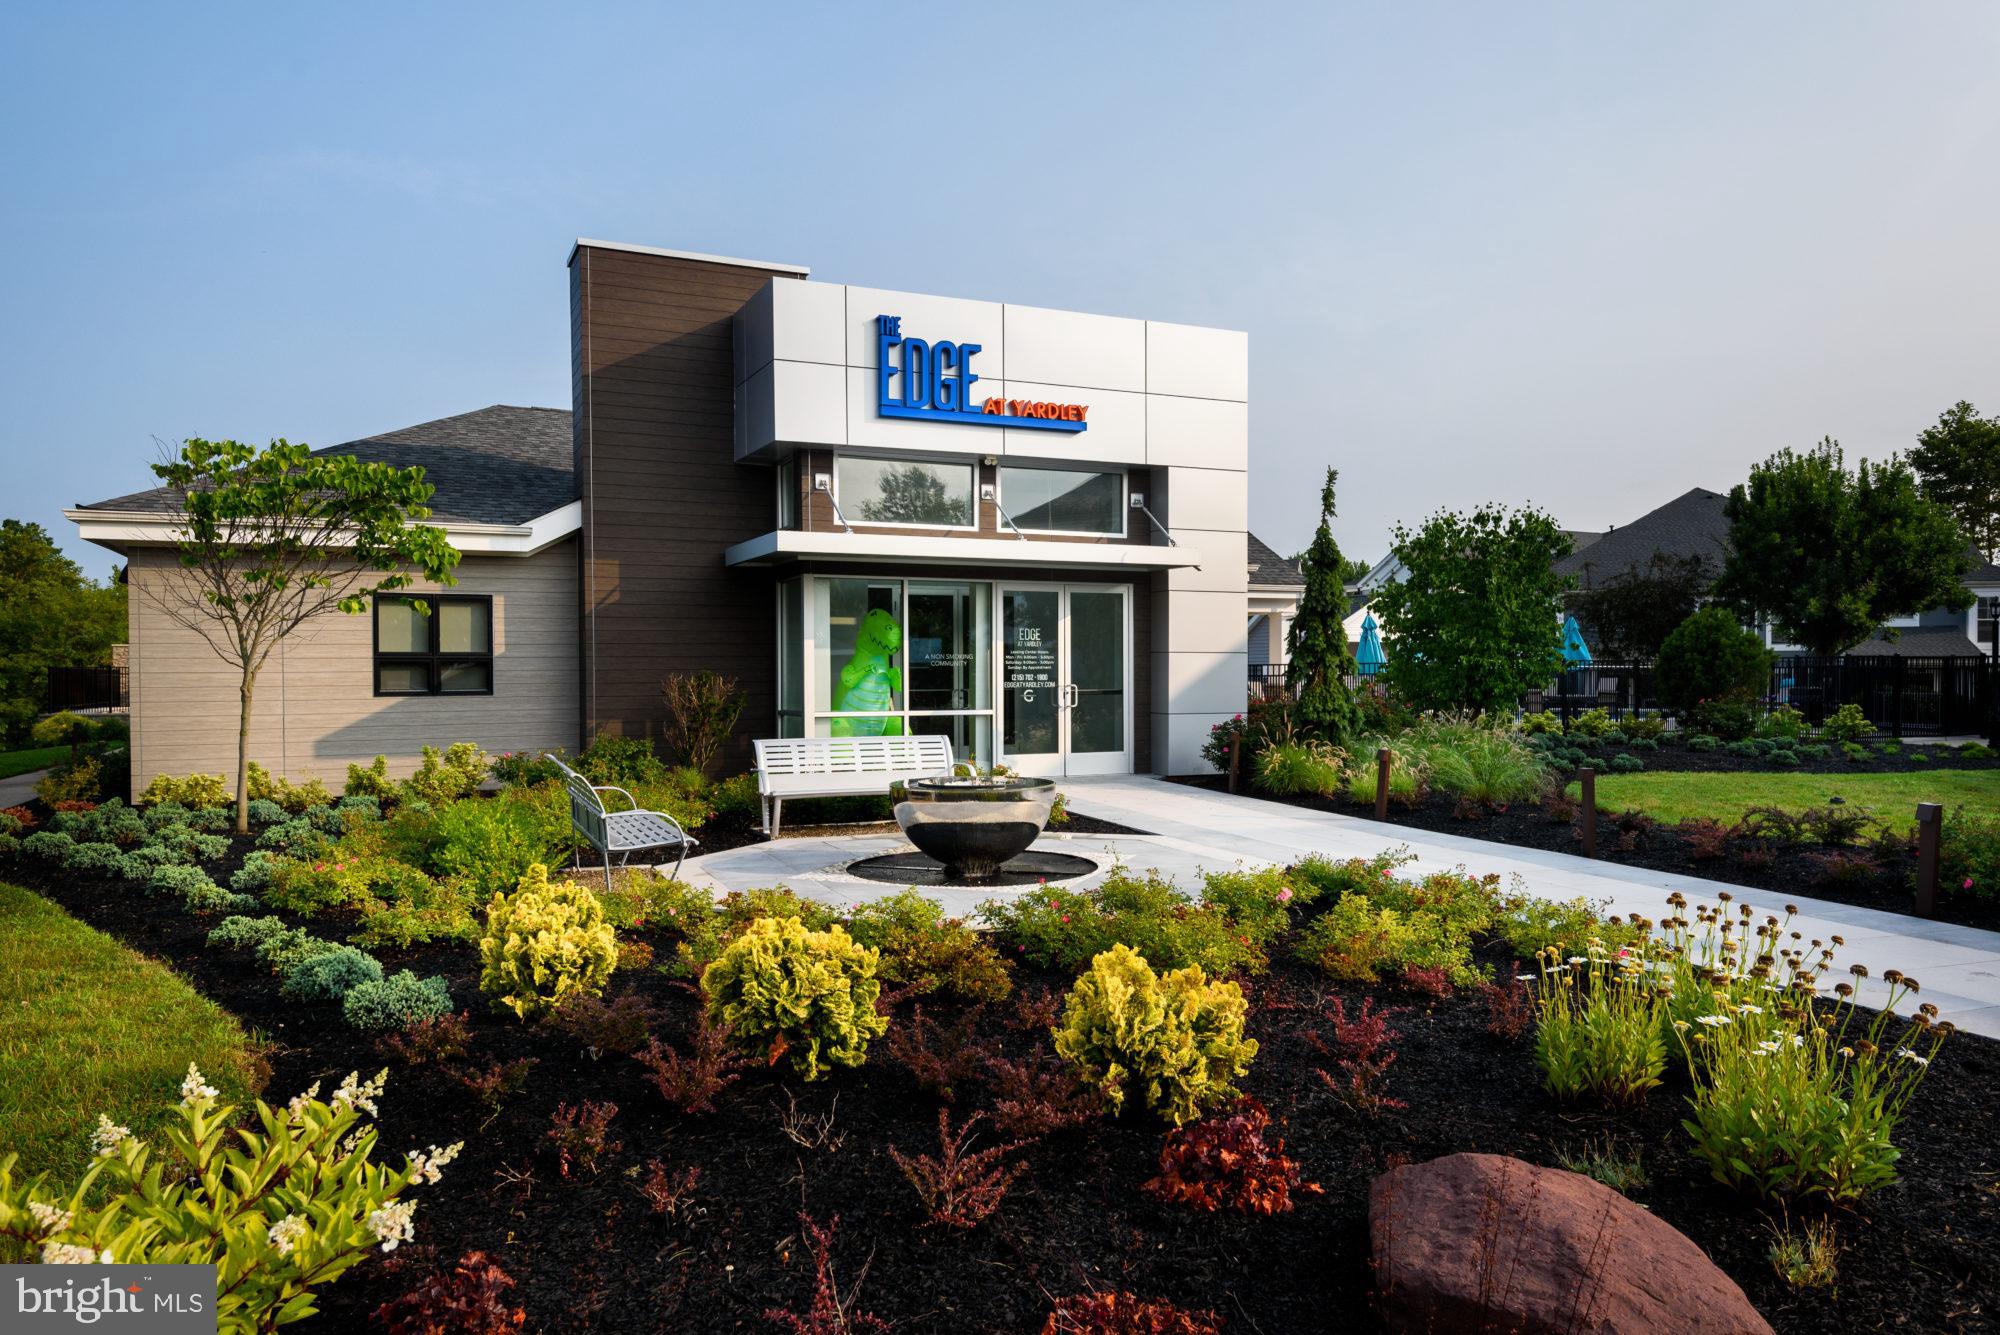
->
[46,666,124,711]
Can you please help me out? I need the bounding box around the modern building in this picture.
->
[70,240,1257,789]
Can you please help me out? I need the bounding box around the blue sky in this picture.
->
[5,2,1998,576]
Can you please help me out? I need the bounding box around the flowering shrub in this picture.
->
[138,771,229,809]
[1530,943,1669,1104]
[844,890,1014,1003]
[1143,1097,1320,1215]
[373,1250,526,1334]
[633,1013,743,1114]
[703,915,888,1080]
[1498,896,1644,959]
[888,1109,1028,1229]
[1677,972,1951,1202]
[1292,893,1483,990]
[343,971,454,1031]
[0,1068,458,1331]
[1940,806,2000,900]
[1196,864,1315,943]
[1311,996,1404,1114]
[477,864,619,1021]
[1040,1293,1223,1334]
[1052,944,1256,1125]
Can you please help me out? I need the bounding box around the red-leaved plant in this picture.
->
[1311,996,1405,1115]
[1400,965,1453,999]
[544,1100,620,1179]
[1040,1291,1225,1334]
[886,1003,995,1101]
[632,1012,743,1114]
[888,1108,1029,1229]
[638,1159,701,1220]
[764,1212,890,1334]
[372,1251,526,1335]
[548,991,656,1059]
[1476,977,1533,1041]
[987,1056,1102,1138]
[377,1010,473,1066]
[1142,1096,1321,1216]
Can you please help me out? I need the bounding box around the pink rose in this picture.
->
[1277,887,1293,903]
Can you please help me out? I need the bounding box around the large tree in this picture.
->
[1714,438,1972,656]
[1911,400,2000,561]
[1285,468,1362,744]
[1372,503,1574,714]
[0,520,126,746]
[144,439,461,831]
[1566,552,1714,659]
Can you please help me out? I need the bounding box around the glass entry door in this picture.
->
[999,584,1131,776]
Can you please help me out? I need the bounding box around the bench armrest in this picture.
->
[595,783,640,813]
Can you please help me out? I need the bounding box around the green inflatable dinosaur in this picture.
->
[830,607,904,736]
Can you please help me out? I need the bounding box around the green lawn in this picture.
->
[0,746,66,780]
[0,883,262,1181]
[1568,769,2000,834]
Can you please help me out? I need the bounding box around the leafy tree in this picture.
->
[1654,608,1771,718]
[0,520,126,746]
[1911,400,2000,561]
[1715,439,1972,656]
[1372,504,1574,714]
[1285,469,1362,744]
[1566,553,1714,659]
[143,439,460,832]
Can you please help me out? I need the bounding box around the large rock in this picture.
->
[1368,1152,1772,1335]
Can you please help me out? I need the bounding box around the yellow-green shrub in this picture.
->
[701,915,888,1080]
[140,772,229,809]
[1052,944,1257,1126]
[477,864,618,1021]
[345,755,396,801]
[247,761,333,814]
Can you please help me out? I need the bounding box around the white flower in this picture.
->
[1566,956,1587,965]
[1896,1048,1930,1067]
[1694,1014,1732,1027]
[1755,1040,1781,1054]
[286,1081,322,1120]
[179,1063,218,1107]
[1790,1034,1806,1048]
[28,1202,73,1235]
[1515,974,1537,983]
[41,1243,112,1264]
[1737,1004,1764,1015]
[403,1142,463,1186]
[266,1214,308,1258]
[331,1071,385,1119]
[89,1115,130,1158]
[366,1200,416,1252]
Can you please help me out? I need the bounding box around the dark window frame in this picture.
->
[371,594,495,697]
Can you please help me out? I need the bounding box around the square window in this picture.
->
[373,596,493,697]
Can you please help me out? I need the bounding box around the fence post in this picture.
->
[1914,803,1942,918]
[1577,767,1596,859]
[1374,747,1391,822]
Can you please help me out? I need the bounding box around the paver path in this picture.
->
[685,774,2000,1038]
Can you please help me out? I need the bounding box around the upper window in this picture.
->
[835,456,976,528]
[1980,595,1999,647]
[373,596,493,696]
[999,464,1124,536]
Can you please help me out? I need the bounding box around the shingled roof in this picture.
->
[1846,626,1983,656]
[1246,533,1305,587]
[79,406,575,527]
[1554,487,1729,588]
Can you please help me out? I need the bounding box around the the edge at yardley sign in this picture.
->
[874,315,1089,433]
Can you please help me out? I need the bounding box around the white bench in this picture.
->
[753,736,955,838]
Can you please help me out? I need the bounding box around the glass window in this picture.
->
[1981,595,1998,647]
[906,583,991,712]
[1000,465,1123,535]
[836,456,975,527]
[373,595,494,697]
[814,578,903,720]
[777,457,800,530]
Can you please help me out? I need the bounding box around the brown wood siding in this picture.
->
[571,245,801,771]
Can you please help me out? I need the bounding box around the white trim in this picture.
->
[64,499,584,558]
[724,528,1201,569]
[569,237,809,276]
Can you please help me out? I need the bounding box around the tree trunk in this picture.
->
[235,667,258,836]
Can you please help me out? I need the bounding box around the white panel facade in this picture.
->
[999,383,1146,463]
[771,278,846,366]
[1146,395,1250,471]
[1146,320,1250,401]
[770,361,846,447]
[842,366,989,458]
[1003,304,1146,391]
[843,286,1007,372]
[1162,467,1249,535]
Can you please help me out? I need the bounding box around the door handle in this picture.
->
[1062,683,1080,709]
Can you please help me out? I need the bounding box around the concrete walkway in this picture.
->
[686,774,2000,1038]
[0,769,46,809]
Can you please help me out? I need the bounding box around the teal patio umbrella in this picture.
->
[1560,614,1593,665]
[1356,611,1386,676]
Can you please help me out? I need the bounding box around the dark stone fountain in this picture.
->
[845,774,1096,887]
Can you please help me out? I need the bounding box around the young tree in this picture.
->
[1911,400,2000,561]
[1372,504,1573,714]
[1285,469,1362,744]
[0,520,126,745]
[1714,439,1972,656]
[1654,608,1771,719]
[144,439,460,832]
[1566,552,1714,659]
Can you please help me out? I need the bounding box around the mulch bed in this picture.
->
[1170,773,2000,935]
[596,810,1148,864]
[5,841,1996,1333]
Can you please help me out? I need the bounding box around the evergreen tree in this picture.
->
[1286,468,1363,744]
